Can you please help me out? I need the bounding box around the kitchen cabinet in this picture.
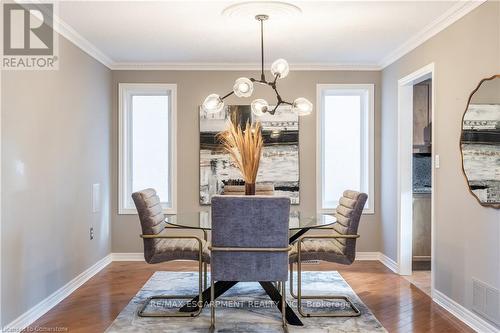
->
[412,193,431,270]
[413,79,432,152]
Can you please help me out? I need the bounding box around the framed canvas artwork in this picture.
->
[200,105,299,205]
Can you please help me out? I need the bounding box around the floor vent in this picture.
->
[472,278,500,326]
[301,260,320,265]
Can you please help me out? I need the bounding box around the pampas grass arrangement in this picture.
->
[217,121,263,194]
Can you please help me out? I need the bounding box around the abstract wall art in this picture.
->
[200,105,299,205]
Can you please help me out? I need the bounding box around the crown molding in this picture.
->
[380,0,487,69]
[20,0,486,72]
[54,16,114,69]
[14,0,114,69]
[110,62,381,71]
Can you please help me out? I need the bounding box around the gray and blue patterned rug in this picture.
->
[106,271,386,332]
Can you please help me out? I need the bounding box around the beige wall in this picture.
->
[4,2,498,327]
[470,77,500,104]
[381,0,500,321]
[111,70,382,253]
[1,37,112,325]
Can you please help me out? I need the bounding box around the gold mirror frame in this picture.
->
[460,74,500,209]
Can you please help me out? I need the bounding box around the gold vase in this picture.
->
[245,183,256,195]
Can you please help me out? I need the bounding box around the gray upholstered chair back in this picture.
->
[132,188,165,263]
[211,196,290,282]
[333,190,368,263]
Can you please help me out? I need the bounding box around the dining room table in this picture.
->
[164,210,337,326]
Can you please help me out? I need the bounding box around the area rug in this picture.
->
[106,271,386,332]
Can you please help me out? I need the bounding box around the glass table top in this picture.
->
[164,211,336,231]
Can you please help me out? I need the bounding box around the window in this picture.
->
[119,84,177,214]
[317,84,374,213]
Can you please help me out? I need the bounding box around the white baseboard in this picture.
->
[433,289,499,333]
[356,251,399,273]
[355,251,380,261]
[377,253,399,273]
[111,252,398,273]
[0,250,395,331]
[3,254,112,332]
[111,252,145,261]
[11,251,494,333]
[113,252,391,264]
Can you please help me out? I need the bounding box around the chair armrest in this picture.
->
[298,234,360,242]
[140,234,204,251]
[296,234,359,256]
[163,223,208,241]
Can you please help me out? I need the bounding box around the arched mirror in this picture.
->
[460,75,500,208]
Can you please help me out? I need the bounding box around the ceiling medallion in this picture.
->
[221,1,302,19]
[202,13,313,116]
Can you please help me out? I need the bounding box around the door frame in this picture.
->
[397,63,436,295]
[0,64,3,330]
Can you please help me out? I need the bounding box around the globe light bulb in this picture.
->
[233,77,254,98]
[202,94,224,114]
[271,58,290,79]
[292,97,313,116]
[251,99,269,116]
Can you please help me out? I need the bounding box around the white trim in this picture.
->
[16,0,485,72]
[111,251,389,264]
[430,71,437,299]
[396,64,435,296]
[118,83,178,215]
[2,253,145,332]
[4,251,493,333]
[110,62,381,71]
[2,254,112,332]
[0,45,3,333]
[111,253,145,262]
[380,0,486,68]
[378,253,399,274]
[354,252,380,261]
[13,0,114,68]
[316,84,375,214]
[54,14,114,68]
[433,289,499,333]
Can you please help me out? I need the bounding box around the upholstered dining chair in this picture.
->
[209,196,291,332]
[289,190,367,318]
[132,188,210,317]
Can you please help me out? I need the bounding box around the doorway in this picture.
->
[397,63,435,297]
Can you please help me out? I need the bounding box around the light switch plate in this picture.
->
[435,154,440,169]
[92,183,100,213]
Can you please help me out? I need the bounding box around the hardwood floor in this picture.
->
[27,260,473,333]
[403,271,432,297]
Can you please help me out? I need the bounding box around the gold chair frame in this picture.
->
[209,245,292,333]
[137,232,208,318]
[290,234,362,318]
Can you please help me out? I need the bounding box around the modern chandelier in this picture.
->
[201,14,313,116]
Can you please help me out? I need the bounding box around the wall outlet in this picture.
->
[434,154,440,169]
[92,183,100,213]
[89,227,94,240]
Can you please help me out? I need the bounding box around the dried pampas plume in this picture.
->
[217,121,263,185]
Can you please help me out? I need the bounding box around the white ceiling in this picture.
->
[56,1,483,69]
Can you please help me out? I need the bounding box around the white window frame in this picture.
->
[316,84,375,214]
[118,83,177,214]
